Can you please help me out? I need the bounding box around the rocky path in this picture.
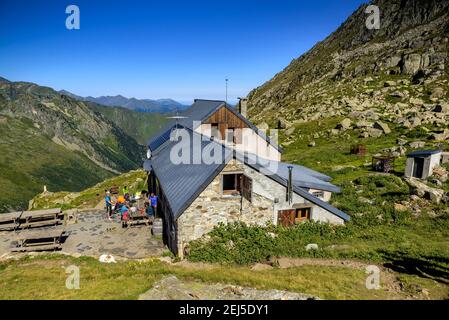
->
[139,275,318,300]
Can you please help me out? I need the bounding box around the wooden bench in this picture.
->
[12,227,65,252]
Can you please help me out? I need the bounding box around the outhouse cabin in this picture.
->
[405,150,442,179]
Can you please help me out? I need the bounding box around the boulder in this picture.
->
[305,244,319,251]
[388,91,402,99]
[409,97,424,106]
[360,128,383,138]
[384,80,397,87]
[401,54,422,75]
[258,122,269,130]
[430,129,449,141]
[433,103,449,113]
[355,120,373,129]
[284,126,296,137]
[405,178,444,204]
[373,121,391,134]
[251,263,274,271]
[337,118,352,130]
[308,141,316,147]
[409,141,426,149]
[277,118,291,129]
[384,56,402,68]
[430,87,445,100]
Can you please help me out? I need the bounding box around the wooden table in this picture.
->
[124,208,152,227]
[18,208,63,229]
[0,211,23,231]
[12,227,65,252]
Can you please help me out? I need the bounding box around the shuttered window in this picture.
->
[241,175,252,203]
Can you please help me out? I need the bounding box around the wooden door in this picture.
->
[278,210,296,227]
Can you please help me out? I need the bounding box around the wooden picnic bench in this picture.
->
[12,227,65,252]
[17,208,63,229]
[123,208,153,228]
[0,211,22,231]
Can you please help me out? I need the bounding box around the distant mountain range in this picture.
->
[59,90,188,113]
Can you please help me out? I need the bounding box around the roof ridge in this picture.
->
[194,99,226,103]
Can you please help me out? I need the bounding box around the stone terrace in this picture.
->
[0,210,166,259]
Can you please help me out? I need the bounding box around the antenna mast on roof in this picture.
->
[225,78,229,106]
[167,107,188,141]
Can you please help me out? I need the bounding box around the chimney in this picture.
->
[287,166,293,204]
[238,97,248,118]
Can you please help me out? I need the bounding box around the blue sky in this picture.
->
[0,0,367,104]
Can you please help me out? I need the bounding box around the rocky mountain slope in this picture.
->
[0,78,144,211]
[247,0,449,141]
[60,90,188,113]
[85,102,168,145]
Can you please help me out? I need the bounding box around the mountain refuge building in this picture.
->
[144,99,349,257]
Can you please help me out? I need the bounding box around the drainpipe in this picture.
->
[287,166,293,205]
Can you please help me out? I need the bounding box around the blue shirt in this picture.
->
[150,195,158,207]
[105,195,111,205]
[120,205,128,214]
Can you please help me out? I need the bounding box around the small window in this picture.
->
[211,123,220,140]
[222,174,242,195]
[312,191,325,199]
[295,208,311,222]
[226,128,235,144]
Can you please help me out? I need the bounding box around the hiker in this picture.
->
[119,202,129,228]
[105,191,113,220]
[122,185,129,198]
[149,192,158,217]
[145,202,154,219]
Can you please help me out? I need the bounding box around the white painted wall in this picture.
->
[308,189,332,202]
[195,124,281,161]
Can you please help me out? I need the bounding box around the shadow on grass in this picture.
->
[381,250,449,284]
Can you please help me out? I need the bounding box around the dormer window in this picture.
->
[211,123,220,140]
[227,127,242,145]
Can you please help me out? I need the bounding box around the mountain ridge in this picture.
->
[247,0,449,127]
[60,90,188,113]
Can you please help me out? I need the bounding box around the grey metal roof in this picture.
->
[147,99,282,153]
[150,128,233,219]
[293,186,350,221]
[407,150,442,157]
[239,155,349,221]
[147,100,224,151]
[236,153,339,193]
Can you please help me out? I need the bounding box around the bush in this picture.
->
[188,221,351,264]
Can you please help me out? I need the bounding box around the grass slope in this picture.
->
[89,103,168,145]
[1,255,447,300]
[30,170,148,210]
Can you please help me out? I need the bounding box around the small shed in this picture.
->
[351,144,366,156]
[441,151,449,164]
[405,150,442,179]
[372,155,395,173]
